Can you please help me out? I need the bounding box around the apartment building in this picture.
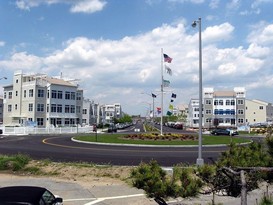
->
[0,96,3,124]
[245,99,273,124]
[3,71,83,127]
[203,87,246,128]
[82,99,100,126]
[188,99,200,128]
[101,103,122,124]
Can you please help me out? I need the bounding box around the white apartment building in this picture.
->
[203,87,246,128]
[101,103,122,124]
[82,99,100,126]
[245,99,273,124]
[188,99,200,128]
[3,71,83,127]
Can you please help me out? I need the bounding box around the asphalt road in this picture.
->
[0,132,228,166]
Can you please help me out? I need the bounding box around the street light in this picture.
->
[192,17,204,166]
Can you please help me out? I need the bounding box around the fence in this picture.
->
[1,126,94,135]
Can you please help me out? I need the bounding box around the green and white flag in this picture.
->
[163,79,170,87]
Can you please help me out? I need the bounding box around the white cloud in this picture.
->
[0,41,5,47]
[2,21,273,112]
[248,24,273,46]
[168,0,204,3]
[15,0,106,13]
[209,0,220,9]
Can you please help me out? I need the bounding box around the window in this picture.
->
[47,104,49,112]
[37,118,44,126]
[70,105,75,113]
[15,91,18,96]
[76,106,81,113]
[82,119,87,124]
[65,91,70,100]
[65,105,70,113]
[8,105,12,112]
[38,89,44,97]
[56,118,62,125]
[57,91,63,99]
[238,118,244,123]
[29,89,33,97]
[205,99,211,105]
[238,109,244,115]
[214,100,218,105]
[29,103,33,112]
[206,118,212,123]
[16,79,18,83]
[259,106,264,110]
[37,104,44,112]
[226,100,230,105]
[28,118,33,121]
[71,92,76,100]
[219,100,223,105]
[76,92,81,100]
[231,100,235,105]
[83,109,87,114]
[8,91,12,99]
[237,99,244,105]
[57,104,62,113]
[65,118,70,125]
[205,109,211,114]
[51,90,57,98]
[15,104,18,110]
[51,104,57,112]
[4,92,6,99]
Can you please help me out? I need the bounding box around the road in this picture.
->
[0,131,227,166]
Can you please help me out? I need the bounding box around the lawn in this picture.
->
[74,133,251,146]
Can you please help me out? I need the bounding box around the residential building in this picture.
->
[0,96,3,124]
[82,99,100,126]
[101,103,122,124]
[188,99,200,128]
[203,87,246,128]
[3,71,83,127]
[245,99,273,124]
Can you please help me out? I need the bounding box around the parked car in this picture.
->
[0,186,63,205]
[108,124,117,133]
[211,128,238,136]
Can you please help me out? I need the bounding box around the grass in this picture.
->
[74,133,251,145]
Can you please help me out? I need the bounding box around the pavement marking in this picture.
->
[83,193,145,205]
[64,198,97,202]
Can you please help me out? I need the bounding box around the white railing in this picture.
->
[2,126,93,135]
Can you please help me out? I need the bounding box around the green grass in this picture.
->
[74,133,251,146]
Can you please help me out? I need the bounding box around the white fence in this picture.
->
[1,126,94,135]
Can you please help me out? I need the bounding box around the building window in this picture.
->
[37,104,44,112]
[51,90,57,98]
[65,118,70,125]
[238,109,244,115]
[29,89,33,97]
[76,92,81,100]
[29,103,33,112]
[71,92,76,100]
[238,118,244,123]
[205,118,212,123]
[8,91,12,99]
[205,99,211,105]
[57,118,62,125]
[70,105,75,113]
[15,91,18,96]
[15,104,18,110]
[76,106,81,113]
[214,100,218,105]
[205,109,211,114]
[82,119,87,124]
[65,91,70,100]
[28,118,33,121]
[57,91,63,99]
[16,79,18,83]
[65,105,70,113]
[4,92,6,99]
[8,105,12,112]
[237,99,244,105]
[259,106,264,110]
[226,100,230,105]
[219,100,223,105]
[24,90,26,98]
[83,109,87,114]
[37,118,44,126]
[57,104,62,113]
[38,89,44,97]
[231,100,235,105]
[51,104,57,112]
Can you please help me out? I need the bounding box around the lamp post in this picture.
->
[141,92,157,124]
[192,17,204,166]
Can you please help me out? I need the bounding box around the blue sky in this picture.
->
[1,0,273,116]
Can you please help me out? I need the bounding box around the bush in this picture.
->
[0,154,30,171]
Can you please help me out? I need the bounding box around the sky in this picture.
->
[1,0,273,116]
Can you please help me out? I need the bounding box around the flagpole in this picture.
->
[161,48,164,136]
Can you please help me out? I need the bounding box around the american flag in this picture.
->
[163,53,172,63]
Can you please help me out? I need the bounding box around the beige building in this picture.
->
[3,71,83,127]
[245,99,273,125]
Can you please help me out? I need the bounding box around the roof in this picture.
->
[43,76,77,87]
[0,186,47,203]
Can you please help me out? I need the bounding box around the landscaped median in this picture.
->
[73,133,251,146]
